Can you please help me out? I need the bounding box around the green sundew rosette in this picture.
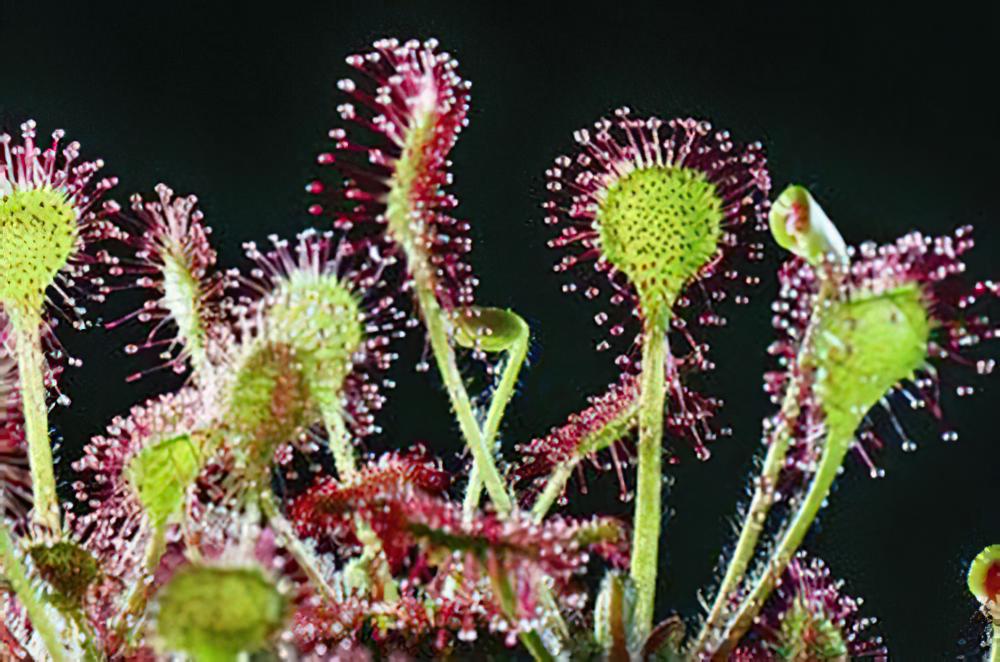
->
[811,282,932,448]
[160,247,210,369]
[154,564,289,661]
[724,281,933,653]
[0,187,79,312]
[260,270,364,477]
[28,540,101,610]
[126,433,203,528]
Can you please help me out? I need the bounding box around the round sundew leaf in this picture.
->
[596,165,723,315]
[228,341,313,470]
[451,306,529,354]
[28,540,100,609]
[769,185,847,265]
[126,433,203,528]
[0,187,78,311]
[265,270,363,408]
[154,564,288,661]
[968,545,1000,606]
[774,595,848,661]
[811,282,932,444]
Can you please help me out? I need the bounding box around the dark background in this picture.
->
[2,1,997,658]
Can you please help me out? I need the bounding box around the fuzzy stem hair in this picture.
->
[714,429,852,658]
[691,278,834,655]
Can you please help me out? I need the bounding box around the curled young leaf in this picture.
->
[451,306,529,354]
[769,185,847,266]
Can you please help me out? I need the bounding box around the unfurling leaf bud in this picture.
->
[769,185,847,266]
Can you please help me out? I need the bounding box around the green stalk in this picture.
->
[69,607,102,662]
[530,464,574,523]
[8,306,60,532]
[114,522,168,643]
[0,521,68,662]
[416,286,513,515]
[320,404,355,480]
[714,431,852,658]
[991,622,1000,662]
[691,282,833,655]
[259,489,339,602]
[462,325,529,517]
[315,408,401,598]
[629,310,669,643]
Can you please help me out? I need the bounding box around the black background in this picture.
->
[1,1,997,658]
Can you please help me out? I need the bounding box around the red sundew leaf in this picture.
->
[514,372,722,508]
[103,183,234,380]
[732,553,887,661]
[307,38,477,311]
[290,446,451,553]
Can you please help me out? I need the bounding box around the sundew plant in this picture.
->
[0,36,998,661]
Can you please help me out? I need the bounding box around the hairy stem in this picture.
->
[519,630,556,662]
[630,311,669,643]
[530,463,575,523]
[260,488,339,602]
[463,325,529,517]
[692,283,832,655]
[114,522,168,643]
[9,307,60,532]
[0,521,68,662]
[992,622,1000,662]
[69,607,102,662]
[416,286,512,515]
[714,433,851,658]
[321,404,356,480]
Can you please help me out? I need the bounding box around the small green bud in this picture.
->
[769,185,847,266]
[597,166,724,315]
[126,433,203,527]
[154,564,288,661]
[812,283,931,443]
[0,187,79,311]
[28,540,100,609]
